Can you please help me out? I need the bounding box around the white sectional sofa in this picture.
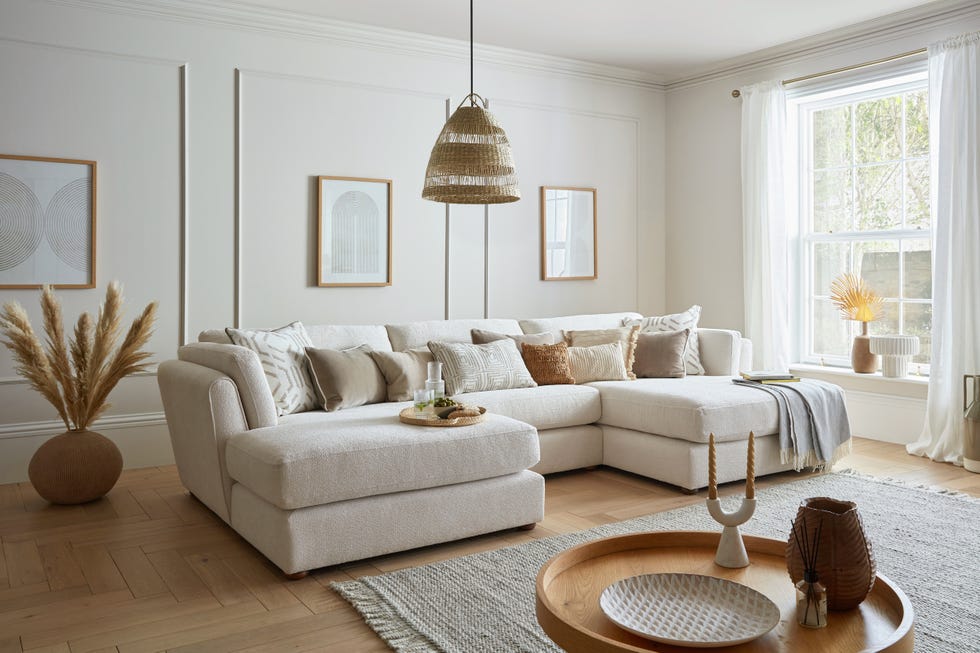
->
[158,311,796,577]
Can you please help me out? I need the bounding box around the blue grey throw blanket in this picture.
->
[733,378,852,470]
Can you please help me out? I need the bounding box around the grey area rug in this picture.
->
[333,471,980,653]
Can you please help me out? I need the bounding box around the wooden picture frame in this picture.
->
[0,154,97,289]
[317,176,392,287]
[540,186,597,281]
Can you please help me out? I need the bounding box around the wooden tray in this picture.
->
[398,406,487,427]
[536,530,913,653]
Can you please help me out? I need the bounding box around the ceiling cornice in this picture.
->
[44,0,668,91]
[664,0,980,91]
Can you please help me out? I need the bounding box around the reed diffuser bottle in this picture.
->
[791,516,828,628]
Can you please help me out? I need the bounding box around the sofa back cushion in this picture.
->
[387,319,522,352]
[428,339,537,395]
[199,324,392,352]
[519,312,642,342]
[471,328,555,346]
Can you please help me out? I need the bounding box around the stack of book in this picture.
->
[739,371,801,384]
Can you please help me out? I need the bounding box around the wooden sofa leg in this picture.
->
[284,570,309,580]
[517,523,537,531]
[680,487,698,496]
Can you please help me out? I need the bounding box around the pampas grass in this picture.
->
[0,282,157,432]
[830,273,884,324]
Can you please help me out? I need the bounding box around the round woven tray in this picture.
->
[399,406,487,427]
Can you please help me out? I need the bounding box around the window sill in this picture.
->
[789,363,928,399]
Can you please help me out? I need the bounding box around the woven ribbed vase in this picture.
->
[422,99,520,205]
[28,430,123,504]
[786,497,876,610]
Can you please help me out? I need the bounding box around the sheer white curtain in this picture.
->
[908,32,980,464]
[741,80,790,371]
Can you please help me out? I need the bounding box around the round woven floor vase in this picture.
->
[786,497,876,611]
[28,430,123,504]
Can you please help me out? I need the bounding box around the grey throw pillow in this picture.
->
[633,329,690,378]
[428,339,537,396]
[624,305,704,375]
[305,345,387,411]
[369,348,434,402]
[226,321,318,415]
[470,329,556,346]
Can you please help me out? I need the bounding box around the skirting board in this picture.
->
[843,389,925,445]
[0,416,174,485]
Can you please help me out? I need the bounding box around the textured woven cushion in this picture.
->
[625,305,705,375]
[633,329,690,379]
[565,326,639,379]
[369,348,434,402]
[567,342,629,383]
[305,345,387,411]
[520,342,575,385]
[226,321,318,415]
[428,339,537,396]
[470,329,555,346]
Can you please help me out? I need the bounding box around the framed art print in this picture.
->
[317,176,391,287]
[0,154,96,288]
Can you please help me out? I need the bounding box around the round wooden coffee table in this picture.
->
[536,531,913,652]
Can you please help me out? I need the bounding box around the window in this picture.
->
[791,72,931,371]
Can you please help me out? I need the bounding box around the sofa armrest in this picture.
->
[178,342,277,429]
[698,328,749,376]
[158,360,250,523]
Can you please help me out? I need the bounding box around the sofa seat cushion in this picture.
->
[225,402,539,510]
[593,376,778,444]
[456,385,601,430]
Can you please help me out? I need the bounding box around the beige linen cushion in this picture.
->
[625,305,705,375]
[428,339,537,396]
[565,325,639,379]
[305,345,386,411]
[568,342,629,383]
[470,329,556,346]
[633,329,690,379]
[520,342,575,385]
[369,348,434,402]
[226,321,319,415]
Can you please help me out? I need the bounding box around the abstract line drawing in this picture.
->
[0,154,96,289]
[318,176,391,287]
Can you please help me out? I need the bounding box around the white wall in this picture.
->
[664,2,980,443]
[0,0,665,482]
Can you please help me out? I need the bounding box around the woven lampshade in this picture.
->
[422,100,520,204]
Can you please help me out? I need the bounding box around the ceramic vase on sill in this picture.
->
[851,321,878,374]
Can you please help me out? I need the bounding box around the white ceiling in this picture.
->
[239,0,941,79]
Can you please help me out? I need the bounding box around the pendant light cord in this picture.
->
[469,0,474,104]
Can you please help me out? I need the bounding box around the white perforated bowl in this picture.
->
[599,573,781,648]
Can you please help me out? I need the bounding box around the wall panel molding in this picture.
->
[0,411,166,439]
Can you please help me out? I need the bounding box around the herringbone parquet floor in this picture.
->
[0,437,976,652]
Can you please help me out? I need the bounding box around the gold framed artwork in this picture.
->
[540,186,597,281]
[317,176,392,287]
[0,154,97,289]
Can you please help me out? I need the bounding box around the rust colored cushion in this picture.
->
[520,342,576,386]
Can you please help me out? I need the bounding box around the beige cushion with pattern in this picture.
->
[428,339,537,395]
[565,325,639,379]
[568,342,630,383]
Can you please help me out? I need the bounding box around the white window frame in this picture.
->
[787,68,932,373]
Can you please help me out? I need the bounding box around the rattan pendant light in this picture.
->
[422,0,520,204]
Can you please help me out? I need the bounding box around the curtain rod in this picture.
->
[731,47,927,98]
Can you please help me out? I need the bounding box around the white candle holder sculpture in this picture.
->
[869,335,919,378]
[706,432,756,568]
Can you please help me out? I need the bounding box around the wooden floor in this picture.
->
[0,437,976,653]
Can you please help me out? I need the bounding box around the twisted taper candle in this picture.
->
[746,431,756,499]
[708,433,717,500]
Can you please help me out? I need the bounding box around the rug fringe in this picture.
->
[331,579,440,653]
[834,468,980,503]
[781,438,852,472]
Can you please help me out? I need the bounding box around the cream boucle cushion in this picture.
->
[305,345,386,411]
[565,325,639,379]
[625,305,705,375]
[369,348,434,402]
[567,342,629,383]
[428,339,537,396]
[226,321,318,415]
